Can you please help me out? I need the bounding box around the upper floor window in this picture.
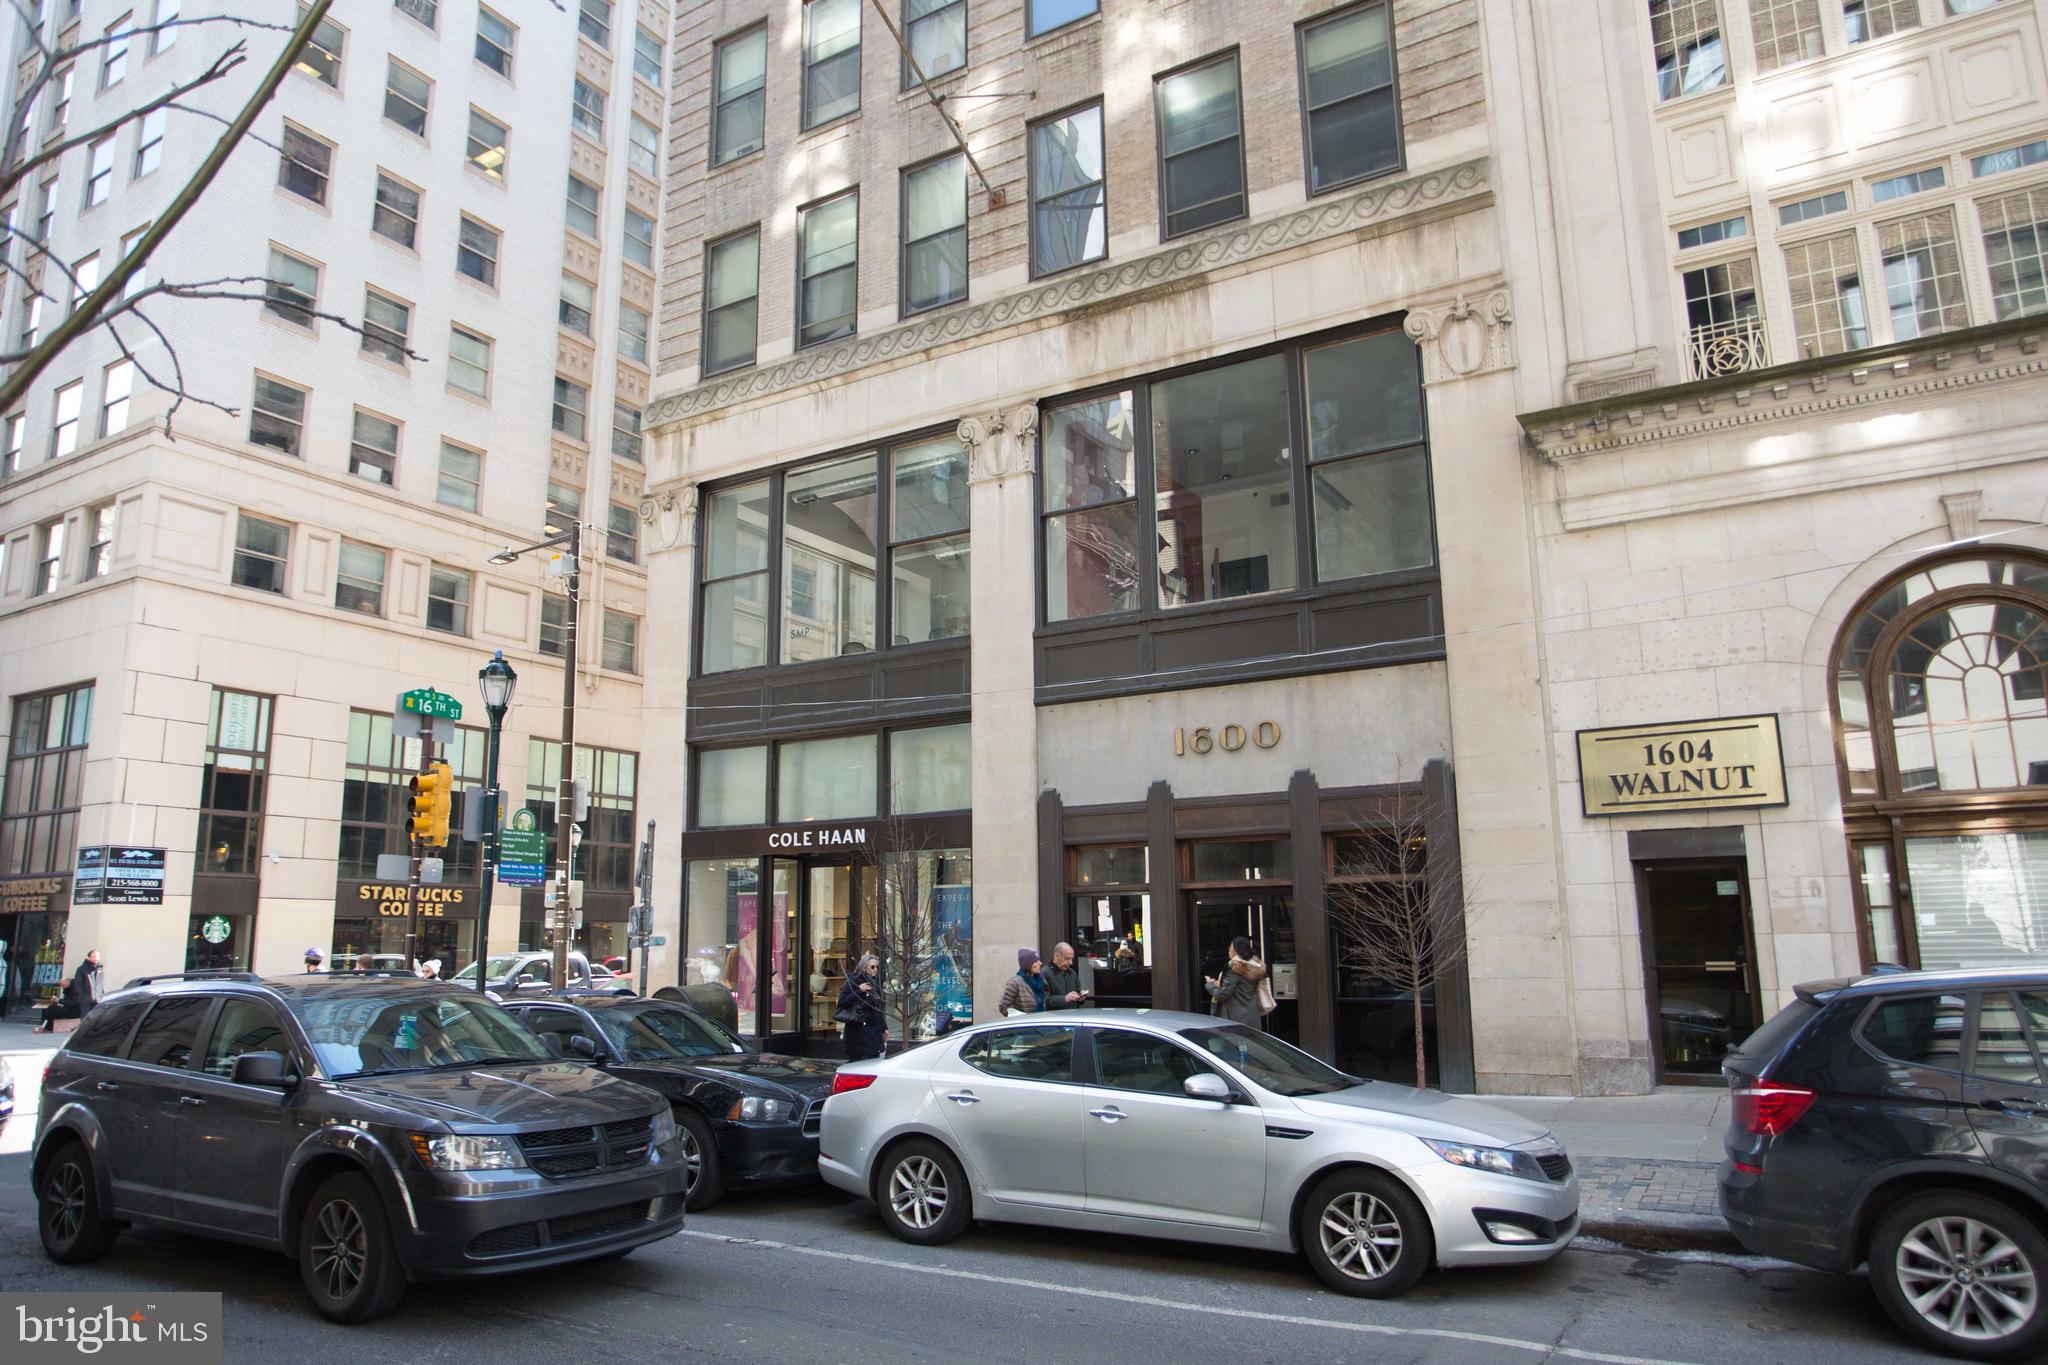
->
[803,0,861,130]
[83,502,115,578]
[134,108,164,176]
[619,303,650,364]
[437,441,482,513]
[84,137,113,206]
[1681,256,1766,379]
[1,685,93,879]
[264,245,318,328]
[1782,231,1868,357]
[278,124,331,204]
[150,0,179,55]
[232,513,288,594]
[457,216,500,287]
[1041,326,1431,624]
[100,13,133,89]
[1979,185,2048,320]
[629,115,660,178]
[1298,2,1399,195]
[713,27,767,165]
[546,479,582,537]
[579,0,611,48]
[361,288,411,366]
[348,408,399,486]
[1029,103,1104,277]
[249,374,306,456]
[373,172,419,248]
[607,502,639,564]
[383,60,431,138]
[1844,0,1918,43]
[2,413,24,475]
[904,0,966,83]
[340,710,489,884]
[566,174,600,237]
[1029,0,1097,39]
[572,78,606,140]
[696,432,971,674]
[295,4,342,86]
[624,207,655,269]
[559,272,594,334]
[197,689,270,878]
[467,110,508,179]
[448,325,491,398]
[1749,0,1823,73]
[98,360,131,437]
[427,565,471,635]
[798,190,859,346]
[612,401,642,462]
[1879,208,1968,340]
[395,0,436,31]
[475,7,514,76]
[34,517,65,593]
[51,380,81,457]
[634,28,663,86]
[903,154,967,314]
[337,540,385,615]
[602,610,639,673]
[704,228,760,375]
[553,376,588,440]
[1156,54,1245,237]
[1649,0,1726,101]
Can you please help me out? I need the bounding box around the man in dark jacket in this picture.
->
[38,949,102,1032]
[1043,942,1090,1009]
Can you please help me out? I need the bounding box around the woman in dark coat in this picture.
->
[38,949,102,1032]
[838,953,887,1061]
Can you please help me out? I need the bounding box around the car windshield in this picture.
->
[451,955,525,983]
[298,990,551,1077]
[1181,1025,1362,1097]
[592,1003,746,1061]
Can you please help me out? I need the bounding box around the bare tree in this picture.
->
[858,802,973,1047]
[0,3,360,426]
[1324,775,1474,1090]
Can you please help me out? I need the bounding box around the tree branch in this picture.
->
[0,0,334,414]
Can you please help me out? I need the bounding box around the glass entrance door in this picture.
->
[762,858,864,1055]
[1189,892,1298,1044]
[1640,860,1759,1083]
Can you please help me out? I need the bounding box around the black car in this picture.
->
[1718,967,2048,1360]
[32,972,688,1323]
[500,995,836,1211]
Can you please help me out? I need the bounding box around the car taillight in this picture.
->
[1732,1079,1816,1137]
[831,1072,878,1096]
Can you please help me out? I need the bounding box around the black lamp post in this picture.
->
[475,649,517,992]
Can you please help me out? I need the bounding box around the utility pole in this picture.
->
[550,520,582,989]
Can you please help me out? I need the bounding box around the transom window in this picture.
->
[697,432,971,674]
[1041,325,1431,624]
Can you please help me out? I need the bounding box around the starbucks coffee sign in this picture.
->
[1576,715,1788,817]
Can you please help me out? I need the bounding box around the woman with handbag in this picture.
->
[837,953,887,1060]
[1205,936,1269,1029]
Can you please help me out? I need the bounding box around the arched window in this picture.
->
[1832,554,2048,969]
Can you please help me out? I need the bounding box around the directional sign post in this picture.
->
[497,807,547,887]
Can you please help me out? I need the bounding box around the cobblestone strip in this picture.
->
[1573,1156,1724,1217]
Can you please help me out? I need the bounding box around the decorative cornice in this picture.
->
[646,157,1493,429]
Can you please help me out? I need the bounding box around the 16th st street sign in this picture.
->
[399,688,463,721]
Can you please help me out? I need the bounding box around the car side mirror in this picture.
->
[231,1051,296,1088]
[1183,1073,1234,1103]
[568,1035,602,1061]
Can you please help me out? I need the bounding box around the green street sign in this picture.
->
[200,915,232,945]
[400,688,463,721]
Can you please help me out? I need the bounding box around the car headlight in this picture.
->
[650,1107,678,1146]
[1421,1138,1547,1182]
[729,1095,797,1123]
[410,1133,526,1171]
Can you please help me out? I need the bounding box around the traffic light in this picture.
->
[406,762,453,847]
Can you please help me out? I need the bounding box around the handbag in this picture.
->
[834,1004,862,1025]
[1257,974,1278,1016]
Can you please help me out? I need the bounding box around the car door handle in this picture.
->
[1088,1107,1126,1123]
[943,1091,980,1105]
[178,1095,207,1107]
[94,1080,119,1092]
[1987,1098,2048,1117]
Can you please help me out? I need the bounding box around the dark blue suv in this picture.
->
[1719,967,2048,1360]
[33,973,688,1322]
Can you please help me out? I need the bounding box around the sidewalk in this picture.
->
[0,1018,64,1155]
[1481,1088,1742,1253]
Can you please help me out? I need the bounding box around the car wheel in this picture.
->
[297,1172,408,1324]
[875,1139,971,1246]
[38,1141,119,1264]
[1869,1190,2048,1361]
[1299,1169,1433,1299]
[678,1108,724,1212]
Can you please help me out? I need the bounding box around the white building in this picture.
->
[0,0,668,1014]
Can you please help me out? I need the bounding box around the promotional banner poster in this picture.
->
[933,883,973,1025]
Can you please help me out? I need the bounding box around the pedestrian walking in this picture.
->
[1043,941,1090,1009]
[1205,935,1267,1027]
[38,948,102,1033]
[836,952,887,1060]
[998,948,1046,1016]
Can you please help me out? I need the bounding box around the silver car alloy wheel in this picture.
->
[889,1155,948,1231]
[46,1159,86,1245]
[1896,1215,2039,1342]
[680,1126,702,1195]
[310,1198,368,1303]
[1320,1191,1403,1281]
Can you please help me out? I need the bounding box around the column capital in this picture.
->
[1403,285,1514,384]
[641,482,698,551]
[959,404,1040,485]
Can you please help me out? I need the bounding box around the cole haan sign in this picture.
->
[767,825,872,850]
[1576,715,1789,817]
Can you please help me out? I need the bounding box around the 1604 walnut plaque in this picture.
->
[1576,715,1788,817]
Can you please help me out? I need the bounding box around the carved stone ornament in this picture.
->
[645,157,1492,427]
[958,406,1039,484]
[641,483,697,552]
[1403,288,1514,383]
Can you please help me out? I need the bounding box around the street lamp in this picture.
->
[473,650,517,992]
[484,522,582,988]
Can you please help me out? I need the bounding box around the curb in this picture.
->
[1580,1212,1745,1255]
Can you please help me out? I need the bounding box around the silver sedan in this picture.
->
[818,1010,1578,1297]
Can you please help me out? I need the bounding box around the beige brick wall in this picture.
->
[657,0,1484,382]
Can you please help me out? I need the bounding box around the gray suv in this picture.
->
[32,972,688,1322]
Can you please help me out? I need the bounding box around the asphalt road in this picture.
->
[0,1142,1940,1365]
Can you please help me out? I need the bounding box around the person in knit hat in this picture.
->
[997,948,1045,1015]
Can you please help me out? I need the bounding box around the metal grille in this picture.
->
[1537,1153,1573,1182]
[801,1098,825,1137]
[516,1117,655,1180]
[468,1223,541,1256]
[549,1200,651,1244]
[519,1125,595,1150]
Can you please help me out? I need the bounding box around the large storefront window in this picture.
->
[1833,553,2048,969]
[1,683,91,1017]
[1040,323,1432,624]
[696,429,972,675]
[1067,845,1151,1006]
[1328,829,1439,1085]
[331,709,487,974]
[187,689,271,971]
[520,739,638,961]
